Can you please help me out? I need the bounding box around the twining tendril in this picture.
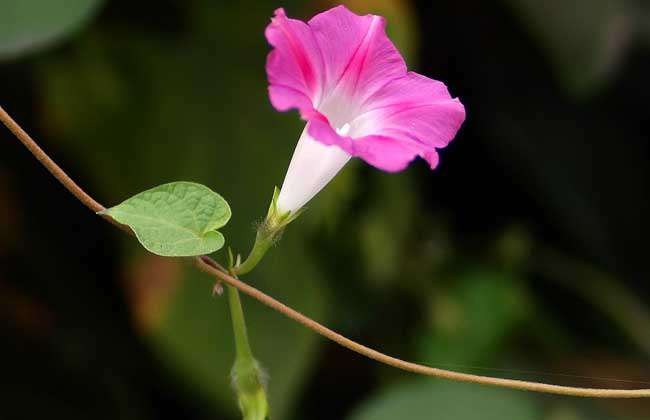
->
[1,104,649,398]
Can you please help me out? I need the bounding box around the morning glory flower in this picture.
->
[266,5,465,214]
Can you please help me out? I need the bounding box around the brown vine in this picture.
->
[2,104,649,398]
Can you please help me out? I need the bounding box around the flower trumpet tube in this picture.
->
[277,124,352,213]
[268,5,466,214]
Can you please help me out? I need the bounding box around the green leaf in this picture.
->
[102,182,231,257]
[0,0,103,59]
[348,381,541,420]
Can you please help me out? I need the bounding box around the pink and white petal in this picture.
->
[307,116,420,172]
[352,72,465,167]
[377,98,465,149]
[307,113,355,151]
[363,101,464,168]
[360,71,457,110]
[308,5,406,107]
[265,8,325,112]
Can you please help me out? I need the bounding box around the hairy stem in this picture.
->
[235,227,276,276]
[2,103,650,399]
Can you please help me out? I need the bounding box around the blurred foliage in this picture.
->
[416,269,530,366]
[348,381,541,420]
[0,0,103,59]
[503,0,636,97]
[1,0,649,420]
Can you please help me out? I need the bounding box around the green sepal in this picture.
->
[264,186,303,231]
[234,187,302,276]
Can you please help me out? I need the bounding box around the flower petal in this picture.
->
[265,8,324,113]
[305,72,464,171]
[352,72,466,168]
[265,6,407,122]
[346,135,422,172]
[307,115,420,172]
[308,5,406,111]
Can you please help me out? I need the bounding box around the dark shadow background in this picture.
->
[1,1,649,419]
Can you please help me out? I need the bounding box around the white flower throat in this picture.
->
[336,123,351,136]
[276,123,353,213]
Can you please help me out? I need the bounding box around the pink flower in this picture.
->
[266,5,465,213]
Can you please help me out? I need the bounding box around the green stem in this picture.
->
[226,280,269,420]
[235,231,275,276]
[234,186,302,276]
[227,285,254,360]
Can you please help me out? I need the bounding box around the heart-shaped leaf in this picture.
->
[102,182,231,257]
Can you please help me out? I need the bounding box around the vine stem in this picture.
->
[2,104,650,399]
